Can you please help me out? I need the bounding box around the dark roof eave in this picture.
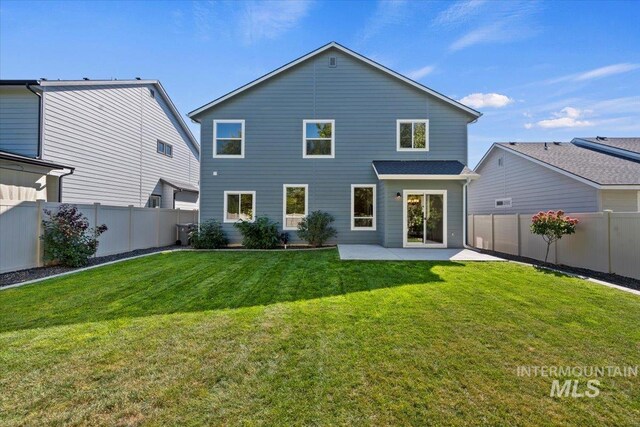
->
[0,150,74,170]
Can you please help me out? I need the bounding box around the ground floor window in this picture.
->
[283,184,308,230]
[351,184,376,230]
[147,195,161,208]
[224,191,255,222]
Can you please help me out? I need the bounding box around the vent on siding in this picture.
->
[149,88,155,98]
[495,198,512,208]
[329,57,337,68]
[498,157,504,167]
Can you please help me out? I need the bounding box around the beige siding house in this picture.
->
[469,138,640,214]
[0,79,199,208]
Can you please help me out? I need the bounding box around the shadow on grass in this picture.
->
[0,249,466,333]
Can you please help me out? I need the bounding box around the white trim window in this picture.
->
[351,184,376,230]
[283,184,308,230]
[397,119,429,151]
[224,191,255,222]
[303,119,335,158]
[214,120,245,158]
[495,198,512,208]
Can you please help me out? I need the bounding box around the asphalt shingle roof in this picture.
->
[578,137,640,155]
[372,160,476,176]
[497,142,640,185]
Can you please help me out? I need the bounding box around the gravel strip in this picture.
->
[476,249,640,291]
[0,246,180,287]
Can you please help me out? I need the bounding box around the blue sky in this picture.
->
[1,0,639,166]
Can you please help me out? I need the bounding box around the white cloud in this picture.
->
[406,65,435,80]
[241,1,312,43]
[359,0,408,41]
[526,107,593,129]
[447,1,539,51]
[459,93,513,109]
[191,0,311,43]
[433,0,487,26]
[546,63,640,84]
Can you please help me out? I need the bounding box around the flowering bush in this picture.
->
[41,204,108,267]
[530,210,578,263]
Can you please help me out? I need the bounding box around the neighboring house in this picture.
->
[188,42,481,247]
[469,138,640,214]
[0,79,199,209]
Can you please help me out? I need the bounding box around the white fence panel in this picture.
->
[159,209,179,246]
[556,213,609,273]
[96,205,131,256]
[473,215,493,250]
[0,200,198,273]
[0,201,40,273]
[610,213,640,280]
[468,211,640,280]
[131,208,159,250]
[494,214,519,255]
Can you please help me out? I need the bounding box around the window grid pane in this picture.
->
[216,139,242,155]
[353,186,375,229]
[285,186,306,228]
[226,194,240,220]
[240,194,253,221]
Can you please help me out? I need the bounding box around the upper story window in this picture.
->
[157,140,173,157]
[214,120,245,158]
[283,184,308,230]
[397,120,429,151]
[303,120,334,158]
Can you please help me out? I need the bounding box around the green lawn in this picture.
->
[1,249,638,426]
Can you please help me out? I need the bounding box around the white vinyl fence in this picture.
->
[0,200,198,273]
[467,211,640,280]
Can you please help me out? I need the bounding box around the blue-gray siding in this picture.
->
[197,48,472,246]
[469,147,599,214]
[0,87,39,157]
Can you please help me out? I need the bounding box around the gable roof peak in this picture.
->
[188,42,482,121]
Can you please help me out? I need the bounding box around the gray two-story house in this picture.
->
[189,42,481,247]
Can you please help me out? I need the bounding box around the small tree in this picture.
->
[189,219,228,249]
[297,211,337,247]
[530,210,578,263]
[41,204,108,267]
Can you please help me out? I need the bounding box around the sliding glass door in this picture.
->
[403,190,447,247]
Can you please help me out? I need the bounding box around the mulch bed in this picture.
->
[476,249,640,291]
[0,245,180,288]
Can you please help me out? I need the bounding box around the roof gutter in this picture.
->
[25,82,43,159]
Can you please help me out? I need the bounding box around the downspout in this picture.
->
[26,83,43,159]
[462,177,473,249]
[57,168,75,203]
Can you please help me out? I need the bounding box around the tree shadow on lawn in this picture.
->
[0,250,467,333]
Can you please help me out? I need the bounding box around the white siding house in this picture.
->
[0,79,199,208]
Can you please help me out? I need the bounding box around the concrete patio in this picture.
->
[338,245,504,261]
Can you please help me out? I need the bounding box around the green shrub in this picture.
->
[234,216,280,249]
[41,204,108,267]
[297,210,337,247]
[189,219,228,249]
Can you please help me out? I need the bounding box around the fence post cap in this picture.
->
[603,209,613,212]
